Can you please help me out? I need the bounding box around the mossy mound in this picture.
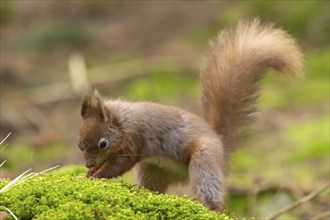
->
[0,166,232,219]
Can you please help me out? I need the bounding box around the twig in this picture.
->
[27,83,74,106]
[248,177,261,217]
[268,182,330,220]
[311,210,330,220]
[68,53,89,94]
[229,184,312,196]
[282,175,312,216]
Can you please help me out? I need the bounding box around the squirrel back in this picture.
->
[201,18,304,157]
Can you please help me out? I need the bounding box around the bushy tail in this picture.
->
[200,18,304,157]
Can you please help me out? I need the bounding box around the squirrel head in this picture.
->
[78,88,122,169]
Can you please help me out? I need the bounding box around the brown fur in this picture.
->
[78,18,304,211]
[201,18,304,161]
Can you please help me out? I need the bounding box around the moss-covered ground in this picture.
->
[0,166,233,220]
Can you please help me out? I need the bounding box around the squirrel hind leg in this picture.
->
[133,160,187,193]
[188,140,226,211]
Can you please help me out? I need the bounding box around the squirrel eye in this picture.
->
[98,138,108,150]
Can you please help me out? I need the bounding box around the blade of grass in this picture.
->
[14,165,61,186]
[0,133,11,145]
[39,164,61,174]
[0,165,61,193]
[13,172,38,185]
[0,160,6,168]
[1,206,18,220]
[0,168,32,193]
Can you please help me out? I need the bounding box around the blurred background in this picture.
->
[0,1,329,219]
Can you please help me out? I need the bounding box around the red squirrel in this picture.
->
[78,19,304,211]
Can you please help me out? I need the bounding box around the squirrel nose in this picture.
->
[84,158,94,168]
[84,160,94,168]
[83,153,94,168]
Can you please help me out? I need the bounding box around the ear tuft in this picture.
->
[81,88,107,121]
[90,88,103,108]
[81,88,92,118]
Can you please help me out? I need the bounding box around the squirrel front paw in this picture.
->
[91,172,103,179]
[86,167,105,179]
[86,167,97,178]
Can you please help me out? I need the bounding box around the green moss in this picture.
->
[188,1,329,47]
[13,21,92,52]
[0,1,15,25]
[0,166,232,220]
[0,179,9,189]
[282,116,330,161]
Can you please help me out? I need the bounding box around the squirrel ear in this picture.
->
[81,88,108,121]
